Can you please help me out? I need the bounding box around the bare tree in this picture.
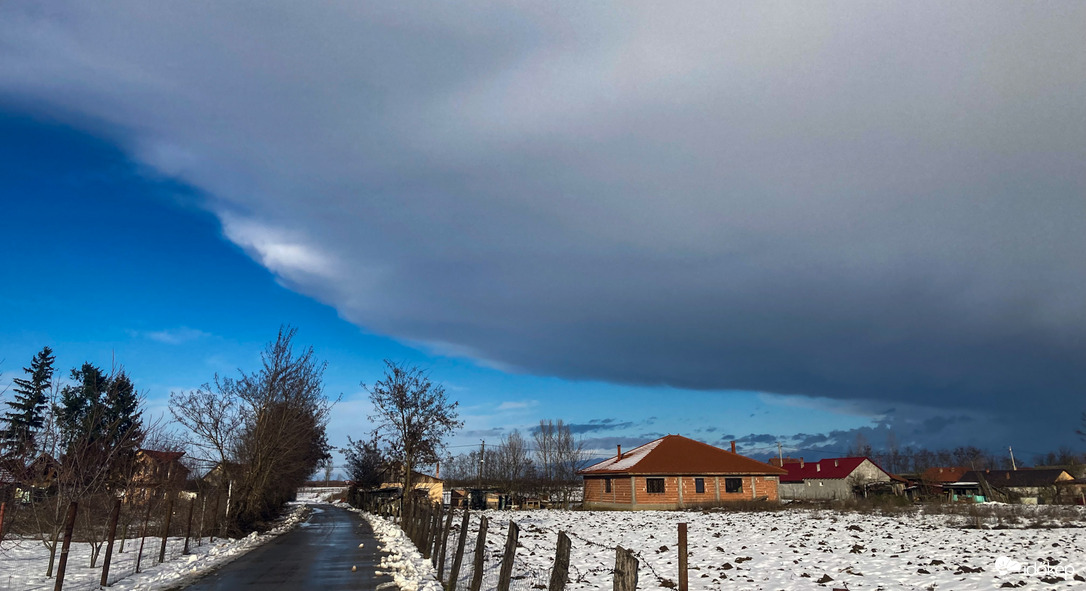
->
[226,327,335,532]
[344,435,386,489]
[365,361,462,512]
[533,419,590,507]
[495,429,532,499]
[533,420,555,485]
[169,383,243,476]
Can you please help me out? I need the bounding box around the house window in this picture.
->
[725,478,743,493]
[695,478,705,494]
[605,478,612,493]
[647,478,666,494]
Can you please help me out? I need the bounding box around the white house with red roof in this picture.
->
[776,457,904,500]
[579,434,786,509]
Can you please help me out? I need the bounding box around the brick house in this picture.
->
[579,434,787,509]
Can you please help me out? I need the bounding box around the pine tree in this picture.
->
[55,363,145,492]
[56,362,109,450]
[0,346,56,459]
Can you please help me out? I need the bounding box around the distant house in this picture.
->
[947,469,1073,504]
[9,454,62,504]
[579,435,787,510]
[913,466,971,500]
[376,462,444,505]
[129,449,189,501]
[778,457,904,500]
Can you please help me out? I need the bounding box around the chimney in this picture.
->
[617,445,622,460]
[816,464,821,472]
[834,459,838,467]
[800,457,805,469]
[730,440,736,453]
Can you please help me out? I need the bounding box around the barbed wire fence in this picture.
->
[0,489,232,591]
[350,489,655,591]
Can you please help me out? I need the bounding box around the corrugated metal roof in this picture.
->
[921,466,971,483]
[779,457,895,483]
[961,469,1071,488]
[579,435,786,476]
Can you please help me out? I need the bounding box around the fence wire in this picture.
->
[435,510,551,591]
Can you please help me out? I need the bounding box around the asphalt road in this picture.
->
[180,504,395,590]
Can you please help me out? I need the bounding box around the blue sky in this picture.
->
[1,3,1083,474]
[0,113,881,466]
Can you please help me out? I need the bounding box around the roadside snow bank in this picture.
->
[347,505,442,591]
[0,504,309,591]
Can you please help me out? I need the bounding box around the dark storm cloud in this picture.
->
[2,2,1083,420]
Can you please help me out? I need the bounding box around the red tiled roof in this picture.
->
[779,457,896,483]
[579,435,787,476]
[920,467,970,483]
[139,449,186,464]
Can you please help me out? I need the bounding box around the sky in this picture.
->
[1,2,1083,473]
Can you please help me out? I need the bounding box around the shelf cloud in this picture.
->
[2,2,1082,421]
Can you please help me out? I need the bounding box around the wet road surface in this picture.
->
[181,504,394,590]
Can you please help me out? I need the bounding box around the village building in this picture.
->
[946,469,1074,504]
[905,466,971,500]
[376,462,444,505]
[777,457,904,500]
[129,449,190,501]
[579,434,786,509]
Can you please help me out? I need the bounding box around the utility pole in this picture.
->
[478,440,485,487]
[1009,446,1017,470]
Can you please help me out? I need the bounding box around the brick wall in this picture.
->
[583,473,782,508]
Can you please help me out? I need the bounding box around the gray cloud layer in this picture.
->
[2,2,1083,415]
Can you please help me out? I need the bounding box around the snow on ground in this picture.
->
[425,505,1086,591]
[0,504,308,591]
[343,502,443,591]
[296,486,348,504]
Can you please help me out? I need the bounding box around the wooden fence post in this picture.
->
[99,498,123,587]
[425,504,442,560]
[419,503,432,552]
[183,497,196,555]
[437,505,456,579]
[53,501,78,591]
[447,509,470,591]
[678,523,688,591]
[469,515,489,591]
[497,520,520,591]
[159,497,174,564]
[136,501,152,573]
[210,493,221,543]
[613,546,639,591]
[548,531,571,591]
[198,496,207,547]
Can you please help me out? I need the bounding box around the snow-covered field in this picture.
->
[364,505,1086,591]
[295,486,348,504]
[0,504,309,591]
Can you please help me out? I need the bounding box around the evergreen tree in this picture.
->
[56,363,109,449]
[55,363,145,490]
[0,346,56,459]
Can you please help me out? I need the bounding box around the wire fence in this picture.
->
[0,490,230,591]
